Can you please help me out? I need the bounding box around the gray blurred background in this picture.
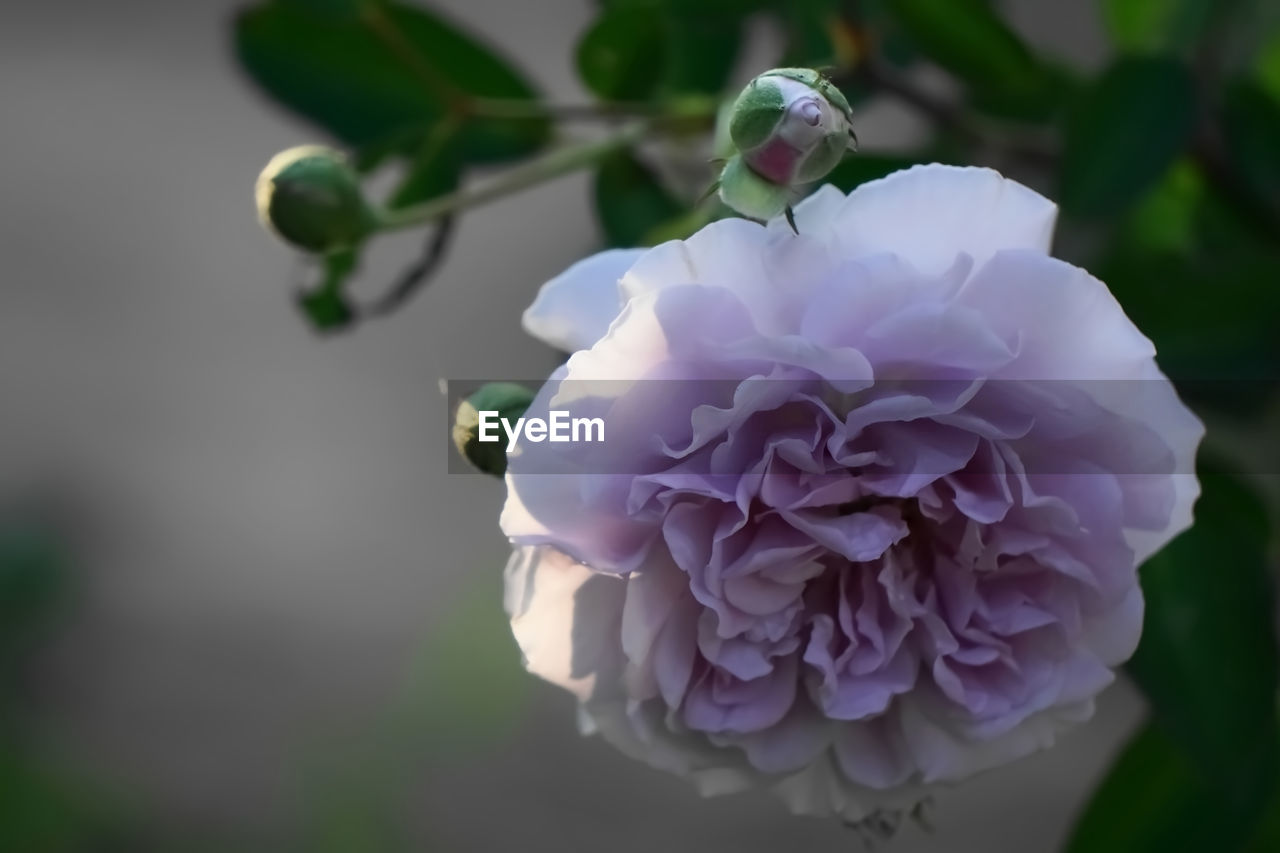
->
[0,1,1144,850]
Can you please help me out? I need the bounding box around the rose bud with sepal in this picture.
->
[717,68,858,230]
[255,145,377,254]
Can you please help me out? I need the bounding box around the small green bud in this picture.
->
[452,382,536,477]
[718,68,857,222]
[255,145,375,253]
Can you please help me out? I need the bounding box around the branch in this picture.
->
[827,4,1057,166]
[361,3,713,127]
[835,60,1059,165]
[364,216,457,316]
[468,97,674,122]
[375,120,653,232]
[1191,129,1280,241]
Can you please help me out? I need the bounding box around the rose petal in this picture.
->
[522,248,645,353]
[830,164,1058,274]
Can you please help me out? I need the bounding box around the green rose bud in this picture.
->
[452,382,536,477]
[255,145,376,253]
[718,68,858,225]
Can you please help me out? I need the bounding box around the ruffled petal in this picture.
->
[502,162,1200,819]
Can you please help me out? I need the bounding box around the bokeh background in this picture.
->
[0,1,1275,850]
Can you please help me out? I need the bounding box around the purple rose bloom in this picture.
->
[501,165,1203,819]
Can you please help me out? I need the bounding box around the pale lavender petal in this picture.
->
[523,248,644,353]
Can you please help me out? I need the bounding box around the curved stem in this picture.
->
[375,120,653,231]
[469,97,671,122]
[361,1,712,127]
[364,216,457,316]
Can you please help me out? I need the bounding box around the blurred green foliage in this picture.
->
[235,0,550,162]
[889,0,1065,117]
[1069,463,1279,851]
[1101,0,1216,55]
[0,515,69,676]
[1061,56,1197,217]
[1068,721,1261,851]
[297,575,530,851]
[577,6,668,101]
[234,0,1280,848]
[1096,465,1279,848]
[594,150,686,247]
[0,514,144,851]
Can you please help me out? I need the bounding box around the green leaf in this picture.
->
[1121,159,1203,253]
[1101,252,1280,412]
[1100,0,1215,54]
[1247,776,1280,852]
[297,249,359,332]
[0,744,135,852]
[599,0,765,15]
[350,127,424,174]
[577,6,667,100]
[1060,56,1197,218]
[236,1,431,146]
[969,60,1077,122]
[283,0,369,17]
[387,124,463,209]
[886,0,1053,110]
[1067,722,1266,852]
[1128,464,1278,810]
[591,0,743,95]
[594,150,686,247]
[1072,464,1280,851]
[779,2,840,69]
[1099,159,1280,407]
[235,1,548,162]
[662,9,742,95]
[297,289,355,331]
[1221,78,1280,222]
[1258,31,1280,102]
